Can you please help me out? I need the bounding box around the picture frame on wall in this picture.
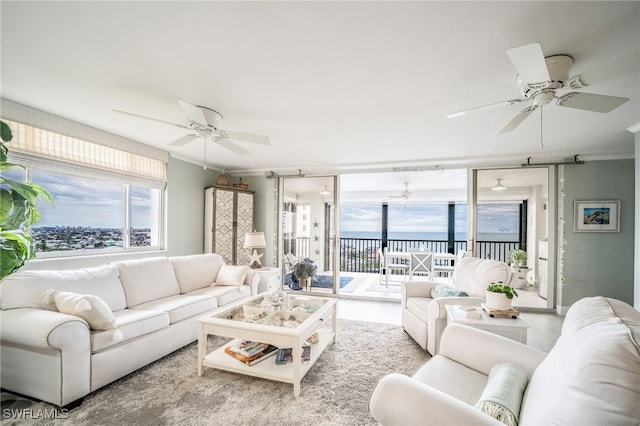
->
[573,200,620,232]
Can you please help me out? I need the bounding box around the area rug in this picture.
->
[1,319,429,426]
[284,273,353,289]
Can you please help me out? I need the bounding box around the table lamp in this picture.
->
[243,231,266,269]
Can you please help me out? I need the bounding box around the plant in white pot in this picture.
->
[485,281,518,311]
[509,249,527,268]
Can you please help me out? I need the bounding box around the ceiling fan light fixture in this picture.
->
[320,185,331,196]
[492,178,507,191]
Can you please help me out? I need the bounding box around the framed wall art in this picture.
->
[573,200,620,232]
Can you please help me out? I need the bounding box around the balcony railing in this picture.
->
[284,237,521,273]
[338,238,520,273]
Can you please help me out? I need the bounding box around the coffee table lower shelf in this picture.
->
[201,327,335,394]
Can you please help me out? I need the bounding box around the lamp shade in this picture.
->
[243,232,266,249]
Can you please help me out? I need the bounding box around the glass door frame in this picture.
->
[278,175,339,294]
[468,166,556,310]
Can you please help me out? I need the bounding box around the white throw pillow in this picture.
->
[52,291,118,331]
[215,265,250,286]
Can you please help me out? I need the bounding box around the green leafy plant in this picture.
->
[509,249,527,267]
[291,257,317,281]
[0,120,53,279]
[487,281,519,299]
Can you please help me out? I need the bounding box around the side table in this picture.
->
[445,304,530,344]
[254,267,281,293]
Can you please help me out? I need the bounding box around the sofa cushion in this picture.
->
[132,294,217,324]
[116,257,181,307]
[450,257,513,297]
[519,296,640,425]
[188,285,251,306]
[170,253,225,293]
[90,308,169,353]
[49,290,117,331]
[215,265,250,286]
[0,264,126,311]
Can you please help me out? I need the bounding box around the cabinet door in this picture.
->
[214,189,235,264]
[236,192,254,265]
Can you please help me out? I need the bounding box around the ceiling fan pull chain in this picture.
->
[203,137,207,170]
[540,107,544,151]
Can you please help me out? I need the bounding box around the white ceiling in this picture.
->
[2,2,639,175]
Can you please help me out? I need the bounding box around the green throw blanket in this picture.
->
[475,363,529,426]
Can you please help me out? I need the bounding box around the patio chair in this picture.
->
[409,251,434,280]
[378,248,409,286]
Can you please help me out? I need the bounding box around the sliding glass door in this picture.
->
[279,176,338,294]
[470,167,555,309]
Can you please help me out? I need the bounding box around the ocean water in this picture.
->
[340,230,519,242]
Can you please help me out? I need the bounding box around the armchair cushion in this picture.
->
[431,285,469,298]
[450,257,513,297]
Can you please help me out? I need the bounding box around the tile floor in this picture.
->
[335,298,563,353]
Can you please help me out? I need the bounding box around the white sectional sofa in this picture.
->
[0,253,259,407]
[371,296,640,425]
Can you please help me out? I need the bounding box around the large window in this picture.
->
[28,170,162,256]
[2,99,167,258]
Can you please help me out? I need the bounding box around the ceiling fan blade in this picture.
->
[498,105,538,134]
[168,134,198,146]
[218,129,271,145]
[215,138,250,155]
[556,92,629,113]
[446,99,523,119]
[177,99,208,126]
[113,109,189,130]
[506,43,551,86]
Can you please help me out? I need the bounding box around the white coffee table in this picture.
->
[445,304,530,344]
[197,293,337,397]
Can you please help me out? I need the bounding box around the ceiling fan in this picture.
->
[389,182,412,200]
[114,99,270,155]
[447,43,630,134]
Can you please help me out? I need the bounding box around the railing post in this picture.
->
[447,202,455,254]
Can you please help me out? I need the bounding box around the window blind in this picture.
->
[1,98,168,189]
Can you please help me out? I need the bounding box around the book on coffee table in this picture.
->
[224,344,278,366]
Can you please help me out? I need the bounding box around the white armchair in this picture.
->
[372,296,640,426]
[402,256,515,355]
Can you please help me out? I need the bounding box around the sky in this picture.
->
[24,170,153,228]
[340,203,519,235]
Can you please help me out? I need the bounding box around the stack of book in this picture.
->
[275,345,311,365]
[224,340,278,366]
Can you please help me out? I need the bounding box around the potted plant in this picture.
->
[0,120,53,279]
[485,281,518,311]
[291,257,317,289]
[509,249,527,268]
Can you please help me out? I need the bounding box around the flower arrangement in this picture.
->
[487,281,519,299]
[291,258,317,281]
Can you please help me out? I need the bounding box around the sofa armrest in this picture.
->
[370,373,503,426]
[439,323,546,377]
[1,308,90,349]
[244,271,260,296]
[428,296,485,321]
[403,280,439,299]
